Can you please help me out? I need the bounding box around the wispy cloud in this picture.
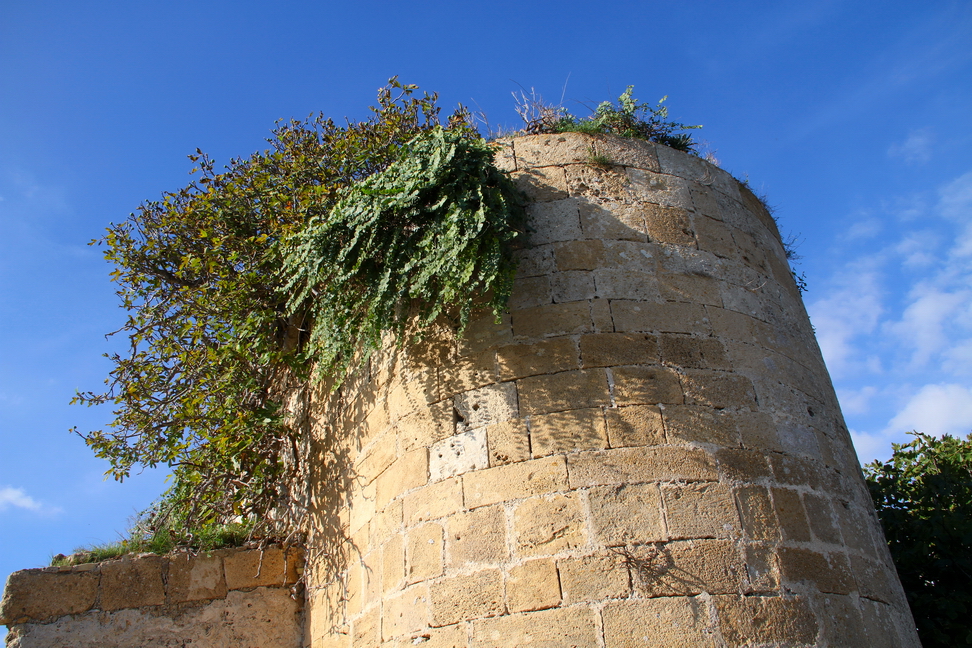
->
[0,486,43,512]
[888,128,934,164]
[885,383,972,438]
[808,262,884,378]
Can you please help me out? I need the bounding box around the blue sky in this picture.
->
[1,0,970,616]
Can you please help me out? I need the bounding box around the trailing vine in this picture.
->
[73,80,519,543]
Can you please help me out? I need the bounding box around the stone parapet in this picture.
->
[0,546,303,647]
[298,133,921,647]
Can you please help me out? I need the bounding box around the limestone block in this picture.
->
[511,245,556,279]
[577,199,648,241]
[505,558,560,613]
[470,606,598,648]
[714,594,818,647]
[592,134,660,170]
[441,349,497,395]
[510,301,592,339]
[714,447,772,482]
[770,487,812,543]
[353,605,380,646]
[430,429,489,482]
[610,300,711,335]
[566,165,632,201]
[549,270,596,302]
[516,368,610,415]
[605,404,665,447]
[397,402,456,454]
[658,272,724,306]
[593,268,660,301]
[625,168,693,209]
[356,432,398,485]
[513,167,569,203]
[692,213,737,260]
[0,568,99,624]
[590,297,614,333]
[349,481,377,536]
[566,446,717,488]
[485,418,531,466]
[662,404,741,447]
[403,477,463,526]
[513,493,587,557]
[642,204,696,247]
[602,239,657,271]
[513,132,592,168]
[375,448,429,509]
[166,553,227,604]
[383,583,430,640]
[447,506,507,566]
[778,547,853,595]
[454,382,518,430]
[552,238,609,271]
[579,332,659,368]
[496,337,578,381]
[100,554,166,611]
[381,534,405,594]
[406,523,444,584]
[803,492,841,545]
[733,485,780,542]
[816,594,868,647]
[463,455,568,509]
[743,543,780,592]
[611,365,683,406]
[602,597,718,648]
[370,499,403,550]
[523,197,580,244]
[834,501,882,559]
[557,551,630,604]
[629,539,743,596]
[430,569,504,627]
[689,182,724,219]
[659,334,730,370]
[588,483,664,545]
[528,407,608,457]
[507,274,551,310]
[458,311,513,356]
[736,410,783,452]
[411,622,468,648]
[681,369,757,410]
[662,482,738,539]
[769,453,827,490]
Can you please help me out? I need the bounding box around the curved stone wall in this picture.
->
[299,133,920,647]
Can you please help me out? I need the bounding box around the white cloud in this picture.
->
[837,385,877,415]
[885,383,972,438]
[849,429,890,465]
[888,128,934,165]
[0,486,42,512]
[808,266,884,377]
[887,288,970,366]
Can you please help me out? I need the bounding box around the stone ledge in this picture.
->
[0,544,303,625]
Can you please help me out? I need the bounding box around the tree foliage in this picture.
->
[73,80,520,541]
[864,432,972,647]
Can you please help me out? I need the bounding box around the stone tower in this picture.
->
[298,133,921,647]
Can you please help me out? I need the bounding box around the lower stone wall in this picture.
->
[0,546,304,648]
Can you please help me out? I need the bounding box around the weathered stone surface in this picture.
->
[166,553,227,603]
[429,428,488,481]
[505,558,560,612]
[6,587,302,648]
[602,597,718,648]
[100,555,166,611]
[223,546,301,591]
[0,568,99,624]
[430,569,503,627]
[470,606,598,647]
[513,493,586,557]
